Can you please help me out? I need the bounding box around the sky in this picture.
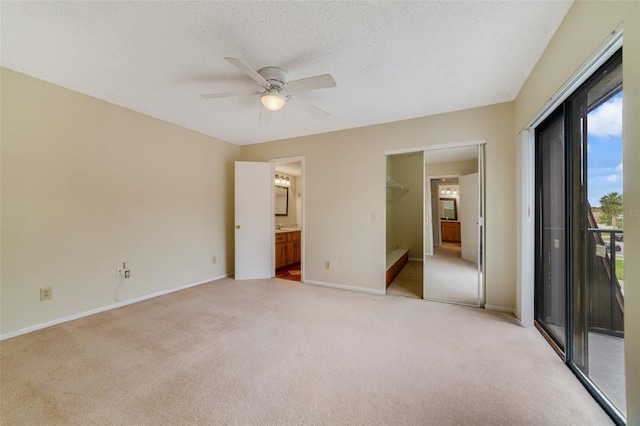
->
[587,91,623,207]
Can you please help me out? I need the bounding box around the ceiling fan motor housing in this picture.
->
[258,67,289,91]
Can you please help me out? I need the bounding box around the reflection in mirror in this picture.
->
[275,186,288,216]
[440,198,457,220]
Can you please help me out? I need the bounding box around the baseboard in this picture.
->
[408,258,423,262]
[0,273,230,341]
[305,279,386,296]
[484,304,515,315]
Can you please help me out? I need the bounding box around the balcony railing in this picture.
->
[587,228,624,337]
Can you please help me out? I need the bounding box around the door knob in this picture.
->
[236,225,241,229]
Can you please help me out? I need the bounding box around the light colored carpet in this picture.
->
[1,278,613,425]
[387,260,423,299]
[424,244,478,305]
[387,245,478,305]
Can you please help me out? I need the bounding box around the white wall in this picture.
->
[514,1,639,422]
[241,102,515,307]
[0,68,240,335]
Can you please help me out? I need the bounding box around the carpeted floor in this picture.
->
[387,260,423,298]
[387,244,478,305]
[424,244,478,305]
[0,277,613,425]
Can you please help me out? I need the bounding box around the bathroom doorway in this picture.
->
[271,157,304,282]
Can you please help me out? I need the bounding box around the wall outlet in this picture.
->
[40,287,52,301]
[212,256,217,264]
[325,261,331,270]
[117,262,130,277]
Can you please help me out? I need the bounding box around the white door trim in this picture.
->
[385,139,487,156]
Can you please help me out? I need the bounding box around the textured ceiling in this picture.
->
[0,1,572,146]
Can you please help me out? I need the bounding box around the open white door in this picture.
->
[235,161,274,280]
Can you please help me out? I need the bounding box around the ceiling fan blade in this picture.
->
[287,96,330,120]
[201,90,260,99]
[286,74,336,93]
[224,57,271,89]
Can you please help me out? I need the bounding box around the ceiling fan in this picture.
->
[201,57,336,120]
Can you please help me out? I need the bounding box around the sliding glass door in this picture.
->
[535,49,624,424]
[535,109,566,351]
[567,51,624,419]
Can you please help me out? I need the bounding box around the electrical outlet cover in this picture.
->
[40,287,52,301]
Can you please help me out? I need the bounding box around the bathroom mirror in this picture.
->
[275,186,288,216]
[440,198,457,220]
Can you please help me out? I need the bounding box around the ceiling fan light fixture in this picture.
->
[261,91,286,111]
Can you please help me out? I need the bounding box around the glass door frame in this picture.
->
[534,105,568,357]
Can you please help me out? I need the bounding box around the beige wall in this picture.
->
[0,68,240,334]
[387,154,423,259]
[514,1,639,422]
[241,102,515,306]
[426,159,477,177]
[385,156,396,254]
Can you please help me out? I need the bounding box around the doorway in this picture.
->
[424,145,484,306]
[384,143,485,306]
[272,157,304,283]
[385,152,424,298]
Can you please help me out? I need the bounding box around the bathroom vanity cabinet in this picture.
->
[441,221,461,243]
[275,230,301,269]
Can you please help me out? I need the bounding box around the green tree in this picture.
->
[599,192,623,228]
